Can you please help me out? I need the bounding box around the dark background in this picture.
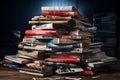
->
[0,0,119,59]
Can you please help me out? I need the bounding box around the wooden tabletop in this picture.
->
[0,65,120,80]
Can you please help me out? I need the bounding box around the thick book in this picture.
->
[4,55,31,64]
[41,6,77,11]
[25,30,56,36]
[42,11,79,17]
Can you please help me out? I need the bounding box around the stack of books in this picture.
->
[3,6,117,77]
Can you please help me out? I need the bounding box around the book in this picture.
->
[45,57,80,63]
[18,50,41,59]
[20,67,42,73]
[59,35,82,39]
[41,6,77,11]
[24,35,57,39]
[29,19,76,27]
[4,55,31,64]
[16,54,35,60]
[31,23,76,30]
[25,30,56,36]
[80,27,97,33]
[19,70,44,76]
[32,16,72,21]
[21,38,90,45]
[29,20,69,24]
[47,43,82,48]
[87,61,116,68]
[32,24,54,30]
[55,67,83,74]
[23,45,52,51]
[38,60,78,67]
[74,18,91,26]
[42,11,79,17]
[79,69,93,76]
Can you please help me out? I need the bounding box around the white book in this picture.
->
[55,67,83,74]
[88,61,104,68]
[4,55,29,64]
[32,24,54,30]
[24,46,52,51]
[41,6,75,11]
[70,48,83,53]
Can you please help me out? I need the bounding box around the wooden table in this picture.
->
[0,64,120,80]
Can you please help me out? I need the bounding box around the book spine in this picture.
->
[19,70,44,76]
[4,56,27,64]
[41,6,73,11]
[32,16,72,21]
[22,38,35,43]
[79,70,93,76]
[70,48,83,53]
[24,35,57,39]
[32,24,54,30]
[23,46,52,51]
[60,35,82,39]
[80,27,97,32]
[51,38,82,44]
[42,11,78,17]
[79,20,91,26]
[48,43,82,48]
[29,20,68,24]
[20,68,42,73]
[25,30,56,36]
[45,57,80,63]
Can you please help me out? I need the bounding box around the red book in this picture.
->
[79,69,93,76]
[42,11,79,17]
[45,57,80,63]
[25,30,56,36]
[24,35,57,38]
